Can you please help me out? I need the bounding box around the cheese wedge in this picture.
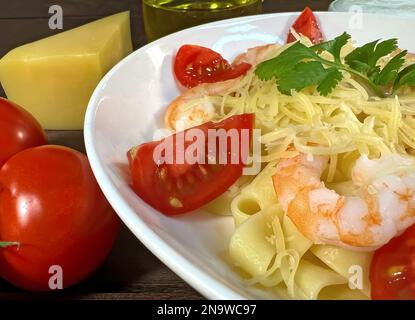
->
[0,11,133,129]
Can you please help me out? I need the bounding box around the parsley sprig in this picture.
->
[255,32,415,97]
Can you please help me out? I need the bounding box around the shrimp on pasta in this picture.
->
[273,152,415,251]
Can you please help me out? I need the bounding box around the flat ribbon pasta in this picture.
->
[229,166,373,300]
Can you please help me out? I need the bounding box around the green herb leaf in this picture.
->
[347,60,372,74]
[372,39,399,66]
[345,40,378,67]
[254,32,415,98]
[277,61,328,95]
[255,42,320,81]
[375,50,407,86]
[317,68,343,96]
[312,32,351,62]
[345,39,398,68]
[396,64,415,89]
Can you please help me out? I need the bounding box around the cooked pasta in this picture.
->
[228,166,372,300]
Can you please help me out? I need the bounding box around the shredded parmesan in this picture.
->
[177,38,415,180]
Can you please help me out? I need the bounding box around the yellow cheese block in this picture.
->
[0,11,133,129]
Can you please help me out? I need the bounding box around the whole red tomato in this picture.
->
[0,98,47,168]
[0,145,120,291]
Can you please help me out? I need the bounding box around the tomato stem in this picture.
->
[0,241,20,248]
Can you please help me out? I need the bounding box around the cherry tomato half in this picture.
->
[174,45,252,89]
[0,145,120,291]
[0,98,47,168]
[287,7,324,44]
[127,114,255,215]
[370,224,415,300]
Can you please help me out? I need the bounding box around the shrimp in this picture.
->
[232,44,280,66]
[165,78,239,130]
[165,44,281,131]
[273,152,415,251]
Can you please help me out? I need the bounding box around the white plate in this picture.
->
[84,12,415,300]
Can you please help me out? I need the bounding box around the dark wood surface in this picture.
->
[0,0,333,300]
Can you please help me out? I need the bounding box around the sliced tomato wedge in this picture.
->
[127,114,255,215]
[370,224,415,300]
[287,7,324,44]
[174,44,252,89]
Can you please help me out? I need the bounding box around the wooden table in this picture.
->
[0,0,333,300]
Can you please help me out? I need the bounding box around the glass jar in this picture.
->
[142,0,263,42]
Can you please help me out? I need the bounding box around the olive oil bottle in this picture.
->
[143,0,262,42]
